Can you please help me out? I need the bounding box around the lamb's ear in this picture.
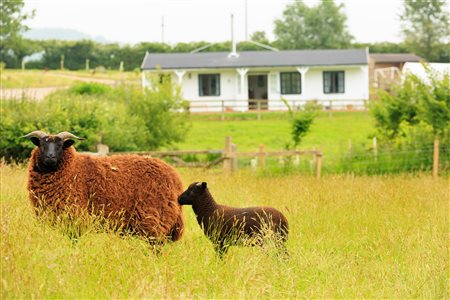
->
[201,182,207,189]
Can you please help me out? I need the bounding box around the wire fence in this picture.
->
[234,141,448,176]
[101,136,448,177]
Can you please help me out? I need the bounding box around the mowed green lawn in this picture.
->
[1,164,447,298]
[175,111,374,156]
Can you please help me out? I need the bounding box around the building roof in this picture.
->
[141,49,368,70]
[370,53,422,63]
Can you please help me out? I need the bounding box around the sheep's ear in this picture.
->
[22,130,47,146]
[63,139,75,149]
[30,137,40,146]
[201,182,207,189]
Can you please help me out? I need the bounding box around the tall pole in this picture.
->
[161,16,165,44]
[229,14,237,57]
[245,0,248,40]
[433,137,439,178]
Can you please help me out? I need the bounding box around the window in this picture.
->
[199,74,220,96]
[159,74,171,84]
[280,72,301,94]
[323,71,345,94]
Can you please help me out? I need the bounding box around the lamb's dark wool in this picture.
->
[178,182,288,257]
[27,134,184,242]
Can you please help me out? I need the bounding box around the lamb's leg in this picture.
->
[276,242,289,260]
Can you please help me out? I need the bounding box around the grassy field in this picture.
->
[1,70,81,89]
[1,69,139,89]
[1,164,448,298]
[176,111,374,155]
[58,69,140,80]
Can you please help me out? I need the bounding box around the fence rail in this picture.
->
[186,98,368,120]
[102,136,323,178]
[86,135,447,177]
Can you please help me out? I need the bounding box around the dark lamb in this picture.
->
[178,182,289,257]
[24,130,185,243]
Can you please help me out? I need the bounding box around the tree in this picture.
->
[1,0,35,67]
[416,71,450,138]
[371,69,449,140]
[370,69,449,177]
[273,0,353,50]
[0,0,34,42]
[371,75,421,139]
[282,99,321,149]
[400,0,449,62]
[250,31,269,44]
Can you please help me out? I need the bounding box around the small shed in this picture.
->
[369,53,423,89]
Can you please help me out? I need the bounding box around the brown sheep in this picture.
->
[24,130,184,243]
[178,182,289,258]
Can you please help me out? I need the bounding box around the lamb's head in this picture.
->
[23,131,84,171]
[178,182,208,205]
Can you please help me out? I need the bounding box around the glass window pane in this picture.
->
[338,72,344,93]
[324,72,331,93]
[280,72,301,94]
[199,74,220,96]
[324,71,344,94]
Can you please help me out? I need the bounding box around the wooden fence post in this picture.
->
[373,136,378,160]
[96,144,109,156]
[257,101,261,121]
[316,150,322,179]
[258,144,265,169]
[223,136,233,175]
[433,137,439,178]
[232,143,238,172]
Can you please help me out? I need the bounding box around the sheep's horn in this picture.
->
[56,131,85,141]
[22,130,48,139]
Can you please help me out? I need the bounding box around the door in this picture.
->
[248,74,268,110]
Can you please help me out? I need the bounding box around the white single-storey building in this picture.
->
[402,62,449,83]
[141,48,369,112]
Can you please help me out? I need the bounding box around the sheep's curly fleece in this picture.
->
[27,147,184,241]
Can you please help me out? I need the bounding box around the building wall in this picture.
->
[143,65,369,112]
[181,69,248,112]
[268,66,368,110]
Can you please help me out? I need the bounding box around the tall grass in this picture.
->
[1,164,447,298]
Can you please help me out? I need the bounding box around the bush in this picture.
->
[0,97,104,162]
[282,98,320,149]
[69,82,112,95]
[0,80,190,163]
[367,70,450,174]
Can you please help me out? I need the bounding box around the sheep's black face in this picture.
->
[178,182,207,205]
[32,136,75,171]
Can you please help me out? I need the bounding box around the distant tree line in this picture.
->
[1,39,291,71]
[3,38,448,71]
[1,0,448,70]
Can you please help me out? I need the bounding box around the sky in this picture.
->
[23,0,404,45]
